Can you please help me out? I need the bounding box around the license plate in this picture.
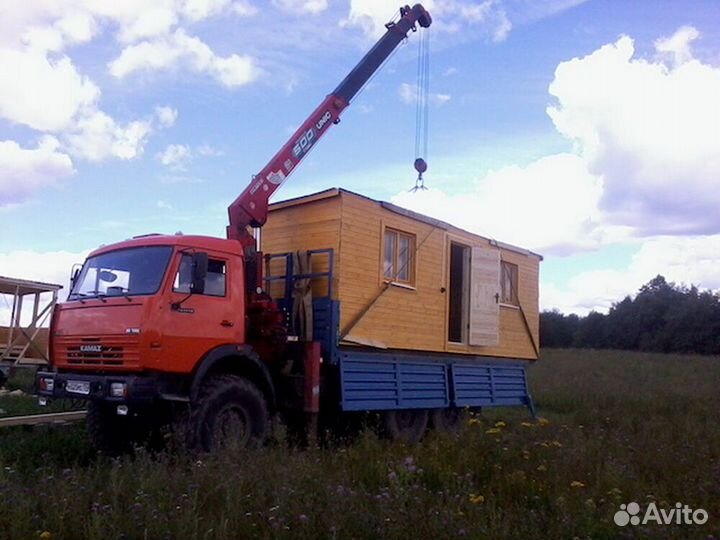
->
[66,380,90,395]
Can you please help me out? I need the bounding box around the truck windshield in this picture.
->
[68,246,173,300]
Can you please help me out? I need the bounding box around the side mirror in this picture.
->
[70,264,82,287]
[191,252,208,294]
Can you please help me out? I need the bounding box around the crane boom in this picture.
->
[227,4,432,244]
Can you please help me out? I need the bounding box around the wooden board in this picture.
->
[469,247,500,346]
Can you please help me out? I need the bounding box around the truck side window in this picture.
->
[173,255,227,297]
[204,259,227,296]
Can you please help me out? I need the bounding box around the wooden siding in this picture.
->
[263,189,541,361]
[261,195,342,299]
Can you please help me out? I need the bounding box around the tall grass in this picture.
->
[0,349,718,539]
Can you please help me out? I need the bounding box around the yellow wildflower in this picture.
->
[570,481,585,489]
[485,428,501,435]
[469,494,485,504]
[520,421,533,428]
[468,417,481,426]
[536,464,547,472]
[39,533,52,540]
[494,421,507,428]
[551,440,563,448]
[537,417,550,426]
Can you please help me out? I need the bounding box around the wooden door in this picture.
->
[469,247,500,346]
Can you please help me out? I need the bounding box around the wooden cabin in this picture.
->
[260,188,542,361]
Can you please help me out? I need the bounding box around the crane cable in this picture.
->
[412,25,430,192]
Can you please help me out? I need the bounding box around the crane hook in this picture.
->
[410,158,428,192]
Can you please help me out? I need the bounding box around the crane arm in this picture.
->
[227,4,432,244]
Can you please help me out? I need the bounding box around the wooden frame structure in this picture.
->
[0,275,62,372]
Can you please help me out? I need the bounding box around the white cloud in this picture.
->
[0,49,99,132]
[157,144,192,170]
[66,112,153,161]
[547,30,720,236]
[273,0,328,15]
[109,29,261,88]
[155,105,178,127]
[391,25,720,263]
[342,0,398,38]
[655,25,699,66]
[0,12,178,172]
[398,82,451,107]
[156,200,174,210]
[197,143,223,156]
[392,153,605,255]
[343,0,510,41]
[0,137,74,207]
[542,235,720,315]
[21,10,97,52]
[181,0,232,22]
[231,0,258,16]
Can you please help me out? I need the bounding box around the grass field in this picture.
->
[1,349,719,540]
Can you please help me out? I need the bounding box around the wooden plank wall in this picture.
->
[337,192,540,360]
[337,193,446,352]
[261,195,342,299]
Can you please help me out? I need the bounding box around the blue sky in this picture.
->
[1,0,719,318]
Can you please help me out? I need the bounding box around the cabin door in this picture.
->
[468,247,500,346]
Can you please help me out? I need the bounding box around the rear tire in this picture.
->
[381,409,428,444]
[189,375,269,452]
[430,407,463,433]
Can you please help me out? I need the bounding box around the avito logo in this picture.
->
[614,501,709,527]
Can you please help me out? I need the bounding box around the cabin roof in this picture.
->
[269,188,543,260]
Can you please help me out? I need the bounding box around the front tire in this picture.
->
[86,402,133,455]
[189,375,269,452]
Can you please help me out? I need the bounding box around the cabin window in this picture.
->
[174,255,227,297]
[500,261,518,305]
[383,228,415,285]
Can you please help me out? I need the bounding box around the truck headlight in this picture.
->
[109,382,127,398]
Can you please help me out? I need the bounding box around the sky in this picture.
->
[1,0,719,324]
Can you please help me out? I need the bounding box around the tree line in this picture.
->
[540,275,720,354]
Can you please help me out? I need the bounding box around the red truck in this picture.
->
[36,4,535,453]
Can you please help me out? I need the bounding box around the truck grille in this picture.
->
[54,336,140,369]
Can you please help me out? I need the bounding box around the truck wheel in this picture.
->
[381,409,428,444]
[430,408,463,433]
[190,375,269,452]
[86,402,133,455]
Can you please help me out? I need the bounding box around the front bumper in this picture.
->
[35,371,166,405]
